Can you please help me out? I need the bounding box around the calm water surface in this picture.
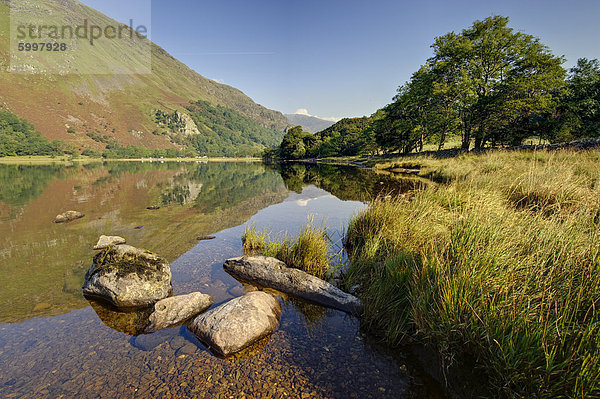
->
[0,161,445,398]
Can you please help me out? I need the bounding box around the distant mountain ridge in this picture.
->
[285,113,336,133]
[0,0,288,155]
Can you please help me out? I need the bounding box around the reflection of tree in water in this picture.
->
[161,184,192,206]
[185,163,286,213]
[148,162,286,211]
[104,161,182,177]
[274,163,426,202]
[0,164,68,217]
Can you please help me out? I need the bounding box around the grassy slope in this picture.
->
[0,0,287,152]
[345,149,600,398]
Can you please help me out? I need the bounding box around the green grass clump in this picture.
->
[345,149,600,398]
[242,221,331,279]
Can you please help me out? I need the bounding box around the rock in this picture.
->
[82,245,172,308]
[196,236,216,241]
[145,292,213,333]
[53,210,85,223]
[224,256,362,315]
[187,291,281,357]
[93,235,126,250]
[131,327,180,351]
[146,206,160,210]
[175,343,197,356]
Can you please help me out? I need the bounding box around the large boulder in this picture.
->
[93,235,126,250]
[146,292,213,333]
[187,291,281,357]
[82,245,172,308]
[224,256,362,315]
[53,210,84,223]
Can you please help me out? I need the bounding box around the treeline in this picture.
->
[271,16,600,159]
[101,141,195,159]
[264,117,376,160]
[0,109,63,156]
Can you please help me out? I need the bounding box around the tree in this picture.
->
[554,58,600,140]
[279,126,311,159]
[375,15,566,152]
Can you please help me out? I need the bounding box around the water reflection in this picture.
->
[0,161,424,324]
[275,163,427,201]
[0,162,288,323]
[0,161,447,398]
[88,299,153,336]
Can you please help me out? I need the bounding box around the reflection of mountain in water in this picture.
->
[0,162,288,323]
[0,161,424,324]
[0,164,69,219]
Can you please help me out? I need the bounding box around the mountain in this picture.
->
[285,113,335,133]
[0,0,288,156]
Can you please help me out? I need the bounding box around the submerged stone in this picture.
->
[187,291,281,357]
[224,256,362,315]
[145,292,213,333]
[93,235,126,250]
[53,210,85,223]
[82,245,172,308]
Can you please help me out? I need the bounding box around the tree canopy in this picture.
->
[375,15,567,152]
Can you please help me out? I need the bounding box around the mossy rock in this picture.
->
[82,245,172,308]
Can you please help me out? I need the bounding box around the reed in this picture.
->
[242,220,331,279]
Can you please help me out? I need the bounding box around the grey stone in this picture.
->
[132,327,180,351]
[145,292,213,333]
[175,343,197,356]
[224,256,362,315]
[93,235,126,250]
[53,210,85,223]
[187,291,281,357]
[82,245,172,308]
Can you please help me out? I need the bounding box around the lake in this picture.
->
[0,161,446,398]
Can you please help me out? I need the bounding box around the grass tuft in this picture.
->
[242,220,331,279]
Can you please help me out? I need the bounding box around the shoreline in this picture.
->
[0,156,262,165]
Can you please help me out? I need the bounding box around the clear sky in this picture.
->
[81,0,600,120]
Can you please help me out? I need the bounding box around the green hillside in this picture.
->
[0,0,287,156]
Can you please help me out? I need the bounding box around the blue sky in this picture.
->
[81,0,600,120]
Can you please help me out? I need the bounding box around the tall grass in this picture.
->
[345,149,600,398]
[242,220,331,279]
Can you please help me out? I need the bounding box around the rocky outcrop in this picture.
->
[53,210,85,223]
[187,291,281,357]
[223,256,362,315]
[82,245,172,308]
[146,292,213,333]
[93,235,126,250]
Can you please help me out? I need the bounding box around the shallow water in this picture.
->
[0,161,445,398]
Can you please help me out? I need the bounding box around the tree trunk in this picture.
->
[438,129,447,151]
[462,127,471,150]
